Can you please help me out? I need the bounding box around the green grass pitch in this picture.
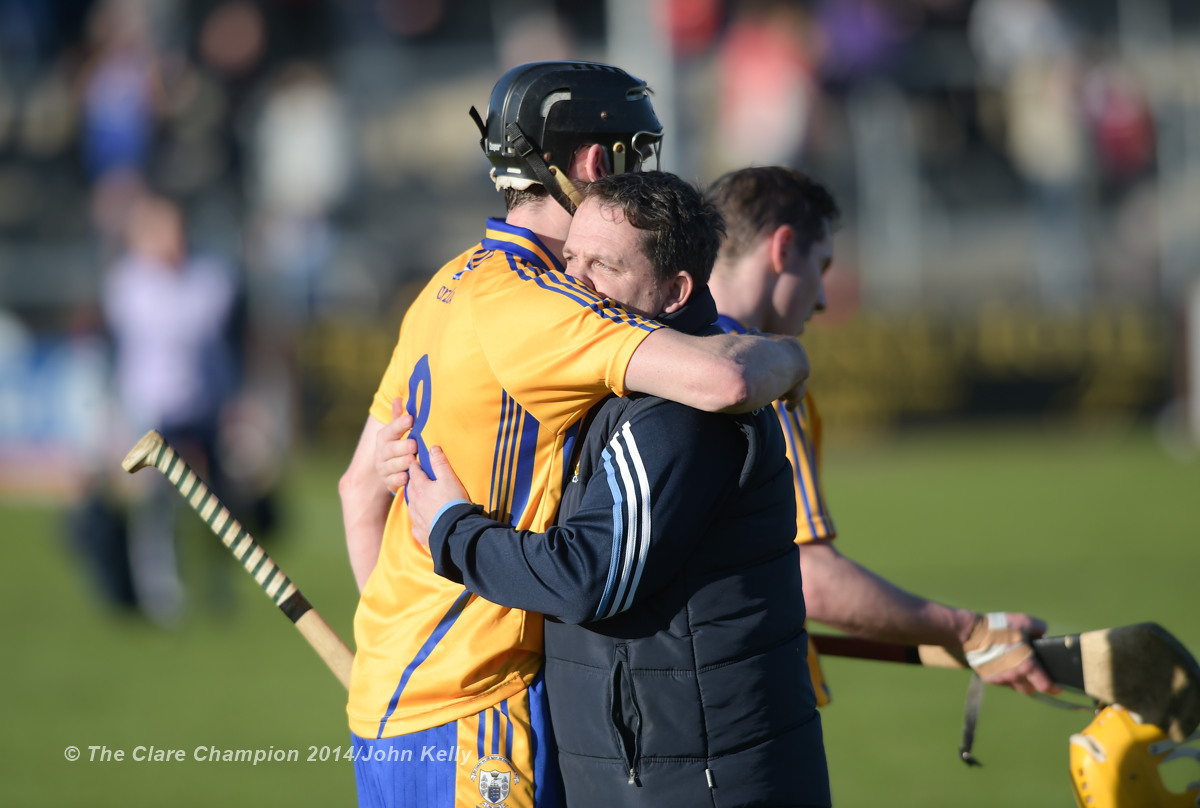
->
[2,422,1198,806]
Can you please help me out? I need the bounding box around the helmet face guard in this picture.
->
[472,61,664,212]
[1070,705,1200,808]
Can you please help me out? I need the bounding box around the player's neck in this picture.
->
[506,196,573,261]
[709,265,768,332]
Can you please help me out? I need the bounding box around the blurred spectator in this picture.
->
[970,0,1090,306]
[0,0,52,87]
[77,0,163,182]
[712,1,817,174]
[183,0,269,202]
[661,0,723,59]
[247,59,349,321]
[814,0,912,91]
[1080,50,1158,297]
[1081,52,1155,197]
[969,0,1071,87]
[100,190,238,623]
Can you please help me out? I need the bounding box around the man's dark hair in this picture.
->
[707,167,840,262]
[581,171,725,286]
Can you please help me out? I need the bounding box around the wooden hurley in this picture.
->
[122,430,354,690]
[812,623,1200,741]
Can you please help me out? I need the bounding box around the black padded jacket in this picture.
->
[427,288,830,807]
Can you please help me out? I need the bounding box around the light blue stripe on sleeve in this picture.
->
[594,446,626,621]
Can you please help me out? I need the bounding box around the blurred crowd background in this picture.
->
[2,0,1199,592]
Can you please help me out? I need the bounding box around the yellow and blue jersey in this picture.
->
[774,394,836,543]
[349,218,662,740]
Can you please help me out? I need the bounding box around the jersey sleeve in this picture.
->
[370,329,408,424]
[472,269,662,414]
[427,400,742,624]
[774,393,836,543]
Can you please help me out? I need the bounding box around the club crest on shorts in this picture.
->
[471,754,520,807]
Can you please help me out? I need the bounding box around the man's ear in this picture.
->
[659,271,694,315]
[570,144,610,183]
[768,224,796,275]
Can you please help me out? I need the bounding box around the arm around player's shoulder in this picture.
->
[624,327,809,414]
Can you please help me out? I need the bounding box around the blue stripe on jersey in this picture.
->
[500,701,513,760]
[492,707,501,755]
[489,392,517,521]
[792,403,831,531]
[492,242,549,280]
[532,271,660,333]
[503,251,536,281]
[476,709,485,759]
[487,395,507,517]
[454,248,492,280]
[594,447,626,620]
[777,401,820,537]
[488,392,538,526]
[377,589,473,738]
[508,408,539,526]
[481,217,563,274]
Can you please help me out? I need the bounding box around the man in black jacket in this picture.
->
[406,170,831,808]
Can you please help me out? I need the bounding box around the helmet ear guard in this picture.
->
[1070,705,1200,808]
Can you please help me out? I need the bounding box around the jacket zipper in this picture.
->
[611,644,643,785]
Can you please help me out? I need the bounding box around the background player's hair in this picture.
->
[582,170,725,286]
[707,166,841,263]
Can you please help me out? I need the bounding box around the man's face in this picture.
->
[563,197,674,319]
[773,221,832,337]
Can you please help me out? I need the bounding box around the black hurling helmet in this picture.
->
[469,61,663,213]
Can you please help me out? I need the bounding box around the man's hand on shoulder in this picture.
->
[407,446,470,548]
[771,334,809,410]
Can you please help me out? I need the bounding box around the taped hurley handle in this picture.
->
[122,430,354,690]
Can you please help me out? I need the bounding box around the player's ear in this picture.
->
[768,224,795,276]
[659,271,694,315]
[571,144,609,183]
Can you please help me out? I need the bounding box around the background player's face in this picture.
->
[772,221,832,337]
[564,197,676,319]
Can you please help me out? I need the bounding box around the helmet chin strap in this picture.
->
[504,122,579,214]
[548,166,583,208]
[469,105,487,141]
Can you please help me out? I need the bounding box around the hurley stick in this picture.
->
[122,430,354,690]
[813,624,1200,741]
